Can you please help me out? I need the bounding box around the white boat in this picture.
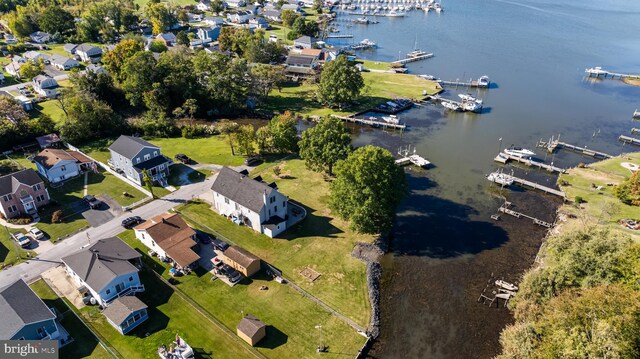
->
[487,172,514,186]
[585,66,607,76]
[461,100,482,112]
[409,154,431,168]
[495,279,518,292]
[477,75,490,87]
[419,74,436,80]
[441,101,461,111]
[387,9,406,16]
[360,39,377,47]
[434,2,442,12]
[504,146,536,158]
[382,115,400,124]
[458,93,483,105]
[158,335,194,359]
[354,16,369,24]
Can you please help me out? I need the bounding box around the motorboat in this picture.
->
[458,93,483,105]
[387,9,406,16]
[158,335,194,359]
[495,279,518,292]
[353,16,369,24]
[461,100,482,113]
[504,146,536,158]
[477,75,490,87]
[419,74,436,80]
[360,39,377,47]
[434,2,442,12]
[487,172,514,186]
[441,101,461,111]
[382,115,400,124]
[407,49,429,58]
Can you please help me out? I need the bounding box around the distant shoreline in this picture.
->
[623,77,640,87]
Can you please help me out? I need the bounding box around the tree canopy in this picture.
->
[317,55,364,107]
[330,145,407,234]
[299,116,352,176]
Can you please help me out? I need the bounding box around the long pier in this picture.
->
[326,34,353,38]
[585,67,640,79]
[496,202,553,228]
[619,135,640,146]
[437,79,489,88]
[391,53,434,65]
[510,176,566,198]
[494,152,566,173]
[330,114,406,130]
[537,139,613,159]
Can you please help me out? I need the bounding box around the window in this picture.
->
[60,165,66,172]
[268,209,271,216]
[151,240,156,247]
[235,203,239,210]
[7,205,16,213]
[36,195,43,203]
[224,198,229,204]
[282,201,285,207]
[141,233,145,239]
[274,205,277,212]
[153,151,158,157]
[60,175,65,180]
[129,276,133,281]
[106,289,111,295]
[133,313,141,321]
[269,196,275,204]
[159,164,164,170]
[144,154,150,161]
[2,194,11,202]
[136,158,140,164]
[33,184,41,191]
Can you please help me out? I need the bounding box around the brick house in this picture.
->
[0,169,50,219]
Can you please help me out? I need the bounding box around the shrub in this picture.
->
[51,210,63,223]
[273,166,281,177]
[8,217,31,225]
[574,196,585,204]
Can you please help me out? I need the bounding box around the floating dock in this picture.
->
[346,42,376,50]
[619,135,640,146]
[585,67,640,79]
[496,201,553,228]
[331,114,406,130]
[391,53,434,65]
[537,138,613,159]
[395,154,430,168]
[494,152,566,173]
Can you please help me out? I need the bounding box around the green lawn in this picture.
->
[30,280,113,359]
[0,228,35,269]
[119,230,367,359]
[28,99,66,124]
[148,136,245,166]
[358,60,392,71]
[77,269,258,359]
[167,163,212,188]
[261,72,441,117]
[177,158,373,326]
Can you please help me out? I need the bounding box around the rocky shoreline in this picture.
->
[351,237,387,340]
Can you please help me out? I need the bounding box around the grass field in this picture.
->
[119,231,367,359]
[177,158,374,326]
[148,136,245,166]
[30,280,113,359]
[261,71,441,116]
[558,152,640,240]
[0,229,35,269]
[30,100,67,123]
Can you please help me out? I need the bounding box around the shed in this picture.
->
[221,246,261,277]
[236,314,266,346]
[102,296,148,335]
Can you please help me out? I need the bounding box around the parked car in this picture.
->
[221,264,242,283]
[244,157,262,166]
[83,195,103,209]
[28,227,45,240]
[121,216,144,229]
[195,230,212,244]
[175,154,190,164]
[14,234,31,248]
[211,238,229,251]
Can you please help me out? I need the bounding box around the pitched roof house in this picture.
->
[33,148,94,183]
[0,279,68,343]
[0,169,49,219]
[236,314,266,346]
[75,44,102,63]
[134,212,200,270]
[263,9,281,22]
[108,135,171,187]
[29,31,51,44]
[226,10,252,24]
[102,296,148,335]
[225,0,246,8]
[196,0,211,11]
[50,54,80,71]
[4,61,24,77]
[36,133,62,149]
[211,167,289,237]
[61,237,144,307]
[249,17,269,29]
[293,35,315,49]
[156,33,177,47]
[221,246,261,277]
[63,43,78,55]
[197,26,221,41]
[32,75,59,98]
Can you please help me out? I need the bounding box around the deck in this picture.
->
[496,202,553,228]
[619,135,640,146]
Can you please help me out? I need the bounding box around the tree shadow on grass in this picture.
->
[256,325,288,349]
[192,348,213,359]
[0,240,10,264]
[132,271,172,337]
[279,203,343,240]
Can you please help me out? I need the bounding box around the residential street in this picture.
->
[0,173,214,288]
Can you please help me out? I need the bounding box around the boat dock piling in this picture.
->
[585,67,640,79]
[494,152,566,173]
[395,145,430,168]
[495,201,553,228]
[619,135,640,146]
[510,176,566,198]
[330,114,406,131]
[391,53,434,65]
[537,137,613,159]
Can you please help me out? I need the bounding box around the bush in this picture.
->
[574,196,585,204]
[51,210,63,223]
[181,124,207,139]
[7,216,31,225]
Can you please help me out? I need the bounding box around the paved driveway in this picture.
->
[41,266,85,309]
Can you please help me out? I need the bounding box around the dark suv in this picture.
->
[175,154,190,164]
[195,230,212,244]
[83,195,103,209]
[221,264,242,283]
[121,216,144,229]
[211,238,230,251]
[243,157,261,166]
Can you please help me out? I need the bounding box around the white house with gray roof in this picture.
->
[61,237,144,307]
[211,167,289,238]
[75,44,102,63]
[50,54,80,71]
[32,75,59,98]
[108,135,171,186]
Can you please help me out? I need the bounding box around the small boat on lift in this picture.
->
[441,101,461,111]
[487,171,514,186]
[504,146,536,158]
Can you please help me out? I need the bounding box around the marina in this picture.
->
[494,152,566,173]
[537,137,613,159]
[585,66,640,79]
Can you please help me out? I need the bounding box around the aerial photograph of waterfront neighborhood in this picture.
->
[0,0,639,358]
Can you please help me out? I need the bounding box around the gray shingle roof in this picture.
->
[286,54,316,66]
[49,54,77,67]
[237,314,266,338]
[0,279,55,339]
[0,169,43,196]
[108,135,159,160]
[61,237,141,292]
[211,167,277,213]
[76,44,101,54]
[102,296,147,325]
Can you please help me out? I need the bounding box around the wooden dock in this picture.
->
[510,176,566,198]
[331,114,406,130]
[496,201,554,228]
[619,135,640,146]
[437,79,489,88]
[494,152,566,173]
[585,67,640,79]
[391,53,434,65]
[537,138,613,159]
[326,34,353,38]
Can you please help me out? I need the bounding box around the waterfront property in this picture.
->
[0,169,50,219]
[211,167,289,238]
[34,148,95,183]
[133,212,200,272]
[102,296,148,334]
[236,314,266,346]
[0,279,69,343]
[61,237,144,307]
[108,135,172,186]
[221,246,261,277]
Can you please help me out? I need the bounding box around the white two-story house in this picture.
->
[61,237,144,307]
[108,135,171,187]
[32,75,59,98]
[211,167,289,238]
[33,148,95,183]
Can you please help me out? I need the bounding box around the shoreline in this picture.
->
[623,77,640,87]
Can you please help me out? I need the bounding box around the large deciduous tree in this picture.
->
[298,116,351,176]
[56,90,124,144]
[38,6,74,37]
[121,51,157,106]
[19,59,43,79]
[330,145,407,234]
[250,64,285,99]
[317,55,364,107]
[103,38,145,82]
[145,2,175,34]
[0,97,28,123]
[268,111,298,153]
[193,52,250,115]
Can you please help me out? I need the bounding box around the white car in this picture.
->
[29,227,45,240]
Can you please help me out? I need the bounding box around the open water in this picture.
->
[326,0,640,357]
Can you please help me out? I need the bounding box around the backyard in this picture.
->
[119,230,368,359]
[261,71,441,117]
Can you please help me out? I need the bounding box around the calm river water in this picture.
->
[326,0,640,358]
